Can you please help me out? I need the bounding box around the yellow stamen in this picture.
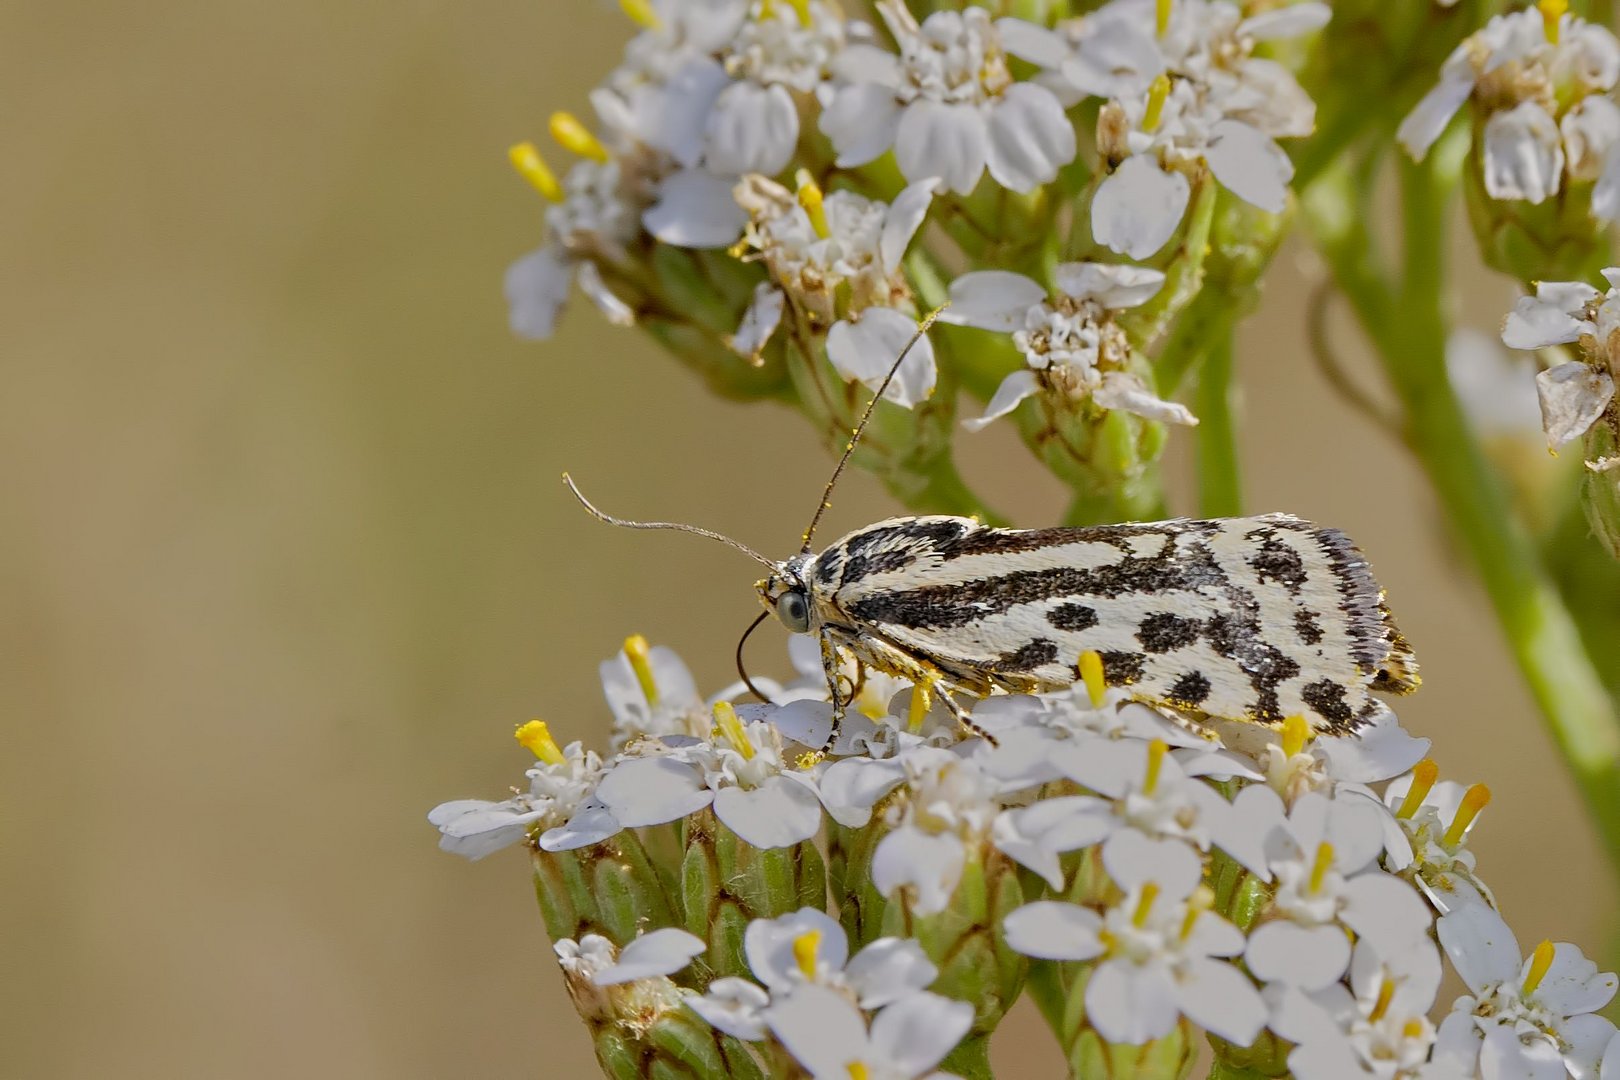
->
[1179,885,1213,941]
[1142,74,1172,134]
[1156,0,1172,37]
[618,0,663,30]
[1396,759,1439,820]
[1401,1018,1426,1039]
[1366,978,1397,1024]
[1539,0,1568,44]
[1143,738,1168,796]
[623,634,660,706]
[1281,713,1310,760]
[788,0,812,22]
[1442,783,1491,848]
[1523,939,1556,995]
[508,142,562,202]
[792,929,821,978]
[1308,842,1335,894]
[847,1064,870,1080]
[1079,649,1106,708]
[714,701,755,760]
[795,169,830,239]
[907,681,934,732]
[795,749,825,770]
[549,111,610,163]
[1132,881,1161,928]
[515,719,567,766]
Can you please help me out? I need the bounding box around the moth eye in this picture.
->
[777,590,811,633]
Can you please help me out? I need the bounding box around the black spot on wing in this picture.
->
[1301,678,1355,731]
[1098,651,1145,685]
[1293,608,1324,646]
[1137,612,1201,653]
[1048,602,1098,631]
[1204,611,1301,722]
[1165,670,1211,708]
[1247,531,1308,595]
[989,638,1058,673]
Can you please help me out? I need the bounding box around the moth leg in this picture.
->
[850,634,999,747]
[819,632,849,753]
[933,687,999,747]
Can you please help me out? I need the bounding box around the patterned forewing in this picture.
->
[812,514,1412,733]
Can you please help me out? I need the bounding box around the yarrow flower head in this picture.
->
[820,1,1077,194]
[943,261,1193,430]
[1399,1,1620,212]
[1500,269,1620,458]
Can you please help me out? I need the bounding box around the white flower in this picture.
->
[1269,938,1446,1080]
[1380,765,1495,915]
[870,747,1002,915]
[688,908,938,1039]
[943,262,1192,429]
[1004,831,1267,1046]
[702,1,857,176]
[996,5,1163,106]
[1399,6,1620,216]
[429,722,606,859]
[1245,793,1432,992]
[733,174,938,406]
[601,635,711,746]
[974,692,1210,789]
[594,707,823,849]
[1435,902,1619,1080]
[590,927,708,986]
[1498,271,1620,453]
[820,2,1076,194]
[764,985,973,1080]
[1224,708,1430,808]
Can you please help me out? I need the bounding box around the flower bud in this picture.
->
[532,829,679,949]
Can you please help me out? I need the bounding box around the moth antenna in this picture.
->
[562,473,777,570]
[734,609,776,704]
[799,302,947,554]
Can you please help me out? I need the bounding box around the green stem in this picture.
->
[1304,147,1620,871]
[1196,326,1243,517]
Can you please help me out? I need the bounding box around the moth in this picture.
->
[565,312,1419,747]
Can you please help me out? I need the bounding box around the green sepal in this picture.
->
[829,818,890,948]
[591,1027,647,1080]
[532,828,678,948]
[1580,422,1620,561]
[1208,1028,1293,1078]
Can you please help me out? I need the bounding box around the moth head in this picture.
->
[757,560,812,634]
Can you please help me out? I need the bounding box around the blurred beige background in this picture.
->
[2,3,1613,1077]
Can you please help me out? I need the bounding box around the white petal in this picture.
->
[432,802,539,860]
[995,17,1070,68]
[714,775,823,849]
[1532,942,1619,1016]
[643,168,746,249]
[826,308,937,408]
[817,757,907,827]
[1502,294,1592,350]
[870,992,975,1075]
[594,927,707,985]
[1439,902,1523,993]
[687,978,770,1041]
[963,369,1038,432]
[1092,156,1190,259]
[985,82,1078,193]
[1481,1021,1564,1080]
[1595,148,1620,223]
[1536,362,1615,449]
[1483,102,1565,204]
[1086,960,1180,1044]
[1102,829,1203,899]
[1091,370,1198,425]
[1239,3,1331,39]
[872,826,965,915]
[745,908,847,994]
[1205,120,1293,214]
[769,698,841,752]
[539,802,624,852]
[1175,957,1267,1046]
[649,59,732,168]
[504,246,573,341]
[1315,706,1430,783]
[1398,69,1475,160]
[1245,922,1351,991]
[729,284,785,360]
[576,260,635,327]
[1002,901,1106,961]
[1601,1030,1620,1080]
[705,81,799,176]
[595,756,714,827]
[764,985,872,1077]
[845,938,938,1007]
[1341,871,1434,953]
[895,100,989,194]
[1053,262,1166,308]
[1561,97,1620,182]
[880,178,939,274]
[1563,1014,1618,1080]
[943,270,1046,331]
[821,82,903,168]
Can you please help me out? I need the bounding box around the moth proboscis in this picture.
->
[564,306,1419,750]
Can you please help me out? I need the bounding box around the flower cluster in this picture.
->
[432,633,1617,1078]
